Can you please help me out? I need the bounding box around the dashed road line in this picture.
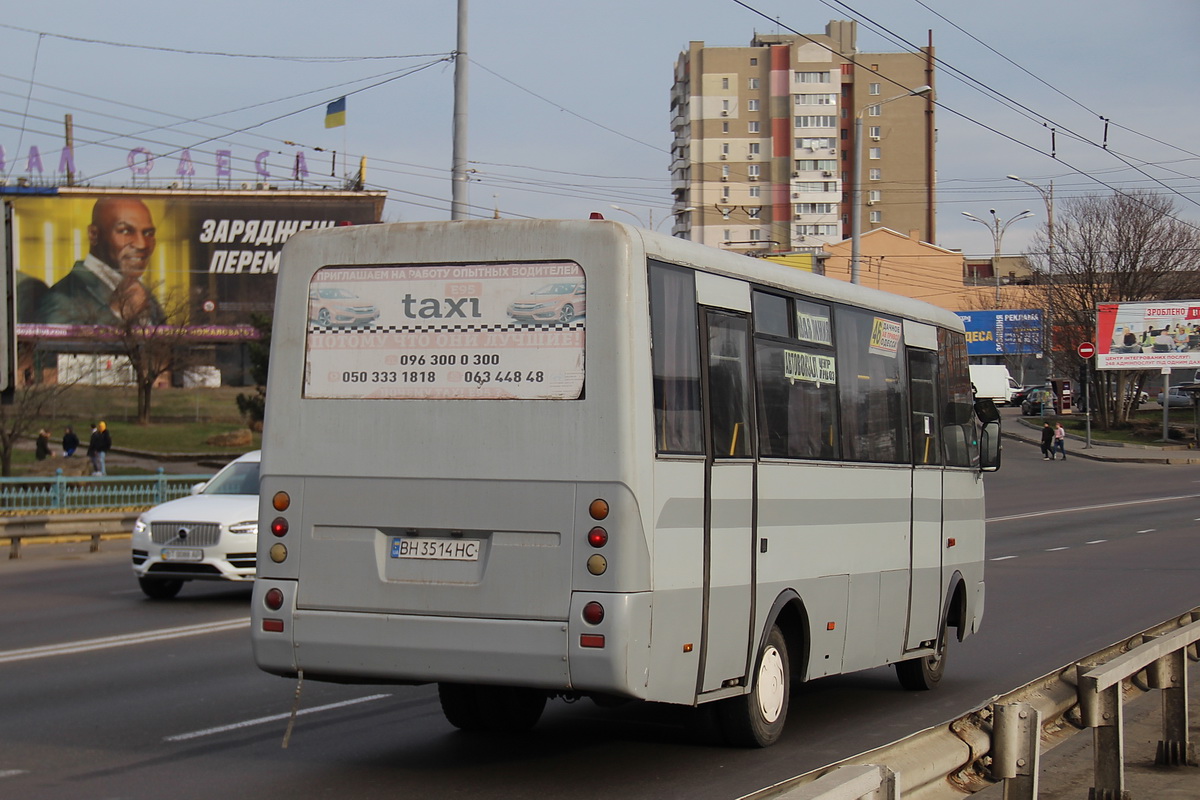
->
[0,619,249,665]
[164,694,392,742]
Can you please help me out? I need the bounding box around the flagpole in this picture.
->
[450,0,469,219]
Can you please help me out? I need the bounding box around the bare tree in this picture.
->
[1018,190,1200,427]
[0,349,75,476]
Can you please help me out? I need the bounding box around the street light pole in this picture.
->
[1007,175,1055,353]
[961,208,1032,305]
[610,204,696,232]
[851,85,932,284]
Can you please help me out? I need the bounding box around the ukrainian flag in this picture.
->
[325,97,346,129]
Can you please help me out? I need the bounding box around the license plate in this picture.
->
[390,537,480,561]
[161,548,204,562]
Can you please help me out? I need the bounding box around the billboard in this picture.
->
[1095,301,1200,370]
[953,309,1043,356]
[10,188,384,342]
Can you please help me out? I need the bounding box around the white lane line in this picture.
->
[0,619,249,665]
[1136,529,1155,534]
[991,555,1018,561]
[164,694,392,742]
[1086,540,1108,545]
[988,493,1200,523]
[1046,547,1070,552]
[0,770,28,779]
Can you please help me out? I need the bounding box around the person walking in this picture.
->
[1053,422,1067,460]
[1040,422,1054,461]
[89,421,112,475]
[35,429,51,460]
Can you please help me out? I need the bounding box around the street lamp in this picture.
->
[609,204,696,232]
[961,208,1032,304]
[851,84,932,284]
[1007,175,1055,353]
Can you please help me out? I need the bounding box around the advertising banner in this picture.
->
[1095,301,1200,370]
[953,309,1043,356]
[304,261,586,400]
[11,190,384,341]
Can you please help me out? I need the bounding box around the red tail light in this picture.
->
[271,518,288,537]
[583,601,604,625]
[587,527,608,548]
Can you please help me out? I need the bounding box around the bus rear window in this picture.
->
[303,262,586,399]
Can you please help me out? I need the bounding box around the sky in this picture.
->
[1,0,1197,261]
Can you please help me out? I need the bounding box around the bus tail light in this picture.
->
[272,491,290,512]
[589,498,609,520]
[262,619,285,633]
[580,634,605,648]
[587,527,608,548]
[265,587,285,610]
[586,554,607,575]
[582,601,604,625]
[270,517,289,537]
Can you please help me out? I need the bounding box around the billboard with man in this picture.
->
[10,188,385,341]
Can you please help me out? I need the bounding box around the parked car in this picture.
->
[131,450,261,599]
[1157,387,1196,408]
[1021,388,1059,416]
[1009,385,1042,407]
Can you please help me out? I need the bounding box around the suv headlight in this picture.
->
[229,521,258,535]
[133,518,148,536]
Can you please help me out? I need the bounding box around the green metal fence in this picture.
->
[0,470,212,512]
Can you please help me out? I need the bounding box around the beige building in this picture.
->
[670,21,935,257]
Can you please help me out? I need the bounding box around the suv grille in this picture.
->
[150,522,220,546]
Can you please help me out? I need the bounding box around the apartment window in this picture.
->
[748,186,761,198]
[722,99,731,111]
[748,121,761,133]
[869,83,881,96]
[795,93,837,106]
[748,99,760,111]
[795,224,839,236]
[723,228,732,239]
[722,186,731,199]
[794,71,831,83]
[748,164,761,177]
[722,164,730,178]
[793,181,838,192]
[868,190,881,202]
[722,122,729,133]
[796,137,836,150]
[794,115,838,128]
[795,203,835,214]
[794,159,838,172]
[748,143,761,156]
[748,78,760,90]
[722,142,730,156]
[750,58,758,66]
[869,147,881,160]
[868,104,881,117]
[868,126,881,138]
[722,78,729,90]
[749,229,762,241]
[869,168,881,181]
[870,211,882,223]
[747,207,761,219]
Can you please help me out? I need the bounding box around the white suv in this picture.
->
[131,451,260,599]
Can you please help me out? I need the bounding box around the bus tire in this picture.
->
[716,625,790,747]
[896,622,948,691]
[138,577,183,600]
[438,683,547,732]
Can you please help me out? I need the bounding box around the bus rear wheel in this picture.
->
[438,683,547,732]
[716,625,790,747]
[896,624,948,690]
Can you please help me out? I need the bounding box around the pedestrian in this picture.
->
[88,422,112,476]
[1053,422,1067,460]
[1040,422,1054,461]
[61,426,79,457]
[35,429,51,460]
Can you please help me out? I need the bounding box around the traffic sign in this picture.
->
[1077,341,1096,359]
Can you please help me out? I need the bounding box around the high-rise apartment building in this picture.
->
[670,21,935,257]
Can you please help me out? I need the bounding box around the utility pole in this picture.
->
[450,0,469,220]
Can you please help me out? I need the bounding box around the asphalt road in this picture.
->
[1,444,1198,800]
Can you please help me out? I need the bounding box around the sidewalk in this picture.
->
[1004,415,1200,465]
[974,660,1200,799]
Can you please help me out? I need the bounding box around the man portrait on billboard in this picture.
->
[39,197,166,326]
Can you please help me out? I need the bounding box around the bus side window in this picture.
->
[707,314,753,459]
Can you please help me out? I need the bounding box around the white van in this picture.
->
[969,364,1017,405]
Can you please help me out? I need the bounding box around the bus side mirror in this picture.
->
[978,419,1001,472]
[973,397,1000,424]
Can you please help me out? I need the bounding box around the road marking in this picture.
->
[988,493,1200,523]
[1136,529,1155,534]
[991,555,1018,561]
[1046,547,1070,552]
[0,770,28,779]
[0,619,249,665]
[164,694,392,742]
[1086,540,1107,545]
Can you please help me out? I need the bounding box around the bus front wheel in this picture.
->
[438,683,547,732]
[896,624,948,690]
[716,625,790,747]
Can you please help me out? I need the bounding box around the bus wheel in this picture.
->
[716,625,790,747]
[438,683,547,732]
[138,577,183,599]
[896,624,948,690]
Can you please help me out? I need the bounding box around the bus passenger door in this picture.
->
[906,348,943,651]
[699,309,756,693]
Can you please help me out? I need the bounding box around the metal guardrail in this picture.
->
[741,608,1200,800]
[0,511,141,558]
[0,471,210,512]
